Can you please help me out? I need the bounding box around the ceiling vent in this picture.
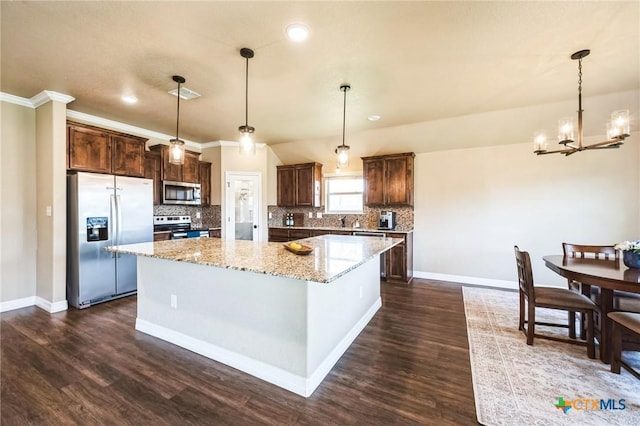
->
[168,87,201,100]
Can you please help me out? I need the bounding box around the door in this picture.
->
[225,172,261,241]
[114,176,154,294]
[74,172,117,304]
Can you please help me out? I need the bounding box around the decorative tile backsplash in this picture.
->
[153,205,221,229]
[267,205,414,231]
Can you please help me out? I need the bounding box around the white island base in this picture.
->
[135,255,382,397]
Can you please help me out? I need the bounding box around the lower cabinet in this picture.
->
[385,232,413,284]
[268,228,291,242]
[209,229,221,238]
[153,232,171,242]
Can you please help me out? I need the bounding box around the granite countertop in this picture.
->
[106,235,401,283]
[269,226,414,234]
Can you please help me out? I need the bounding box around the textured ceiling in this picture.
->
[1,1,639,147]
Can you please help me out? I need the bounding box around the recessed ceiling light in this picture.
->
[121,95,138,104]
[286,23,309,42]
[368,114,381,121]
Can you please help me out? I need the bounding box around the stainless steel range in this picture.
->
[153,215,209,239]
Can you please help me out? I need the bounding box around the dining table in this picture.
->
[543,255,640,363]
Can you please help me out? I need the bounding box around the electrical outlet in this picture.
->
[171,294,177,309]
[316,212,322,219]
[268,212,273,219]
[308,212,313,218]
[196,211,201,219]
[46,206,52,217]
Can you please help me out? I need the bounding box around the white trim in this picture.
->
[225,171,262,241]
[35,297,69,313]
[324,171,362,178]
[0,92,34,107]
[217,140,267,149]
[0,296,36,313]
[413,270,518,290]
[31,90,75,107]
[66,110,200,149]
[135,296,381,397]
[1,91,74,108]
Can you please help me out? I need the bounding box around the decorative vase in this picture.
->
[623,251,640,269]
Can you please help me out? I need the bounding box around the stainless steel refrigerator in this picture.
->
[67,172,153,308]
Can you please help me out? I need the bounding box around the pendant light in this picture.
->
[169,75,186,165]
[239,48,256,155]
[335,84,351,168]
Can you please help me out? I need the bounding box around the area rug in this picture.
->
[463,287,640,425]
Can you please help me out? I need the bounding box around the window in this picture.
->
[325,175,364,214]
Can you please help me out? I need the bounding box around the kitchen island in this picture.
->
[106,234,400,397]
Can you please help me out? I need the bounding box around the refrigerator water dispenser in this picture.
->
[86,217,109,241]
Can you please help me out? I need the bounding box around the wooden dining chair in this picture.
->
[608,311,640,379]
[515,246,596,359]
[562,243,621,338]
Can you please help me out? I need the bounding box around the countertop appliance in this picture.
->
[67,172,153,309]
[153,215,209,239]
[378,211,396,230]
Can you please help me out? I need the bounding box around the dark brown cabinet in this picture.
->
[277,163,322,207]
[268,228,291,242]
[149,144,200,183]
[199,161,212,206]
[208,229,221,238]
[67,122,147,177]
[143,150,162,205]
[385,232,413,283]
[362,152,415,207]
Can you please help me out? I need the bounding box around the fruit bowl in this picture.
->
[283,242,313,255]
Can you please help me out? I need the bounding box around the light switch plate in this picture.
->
[316,212,322,218]
[308,212,313,218]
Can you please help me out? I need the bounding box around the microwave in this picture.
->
[162,181,201,205]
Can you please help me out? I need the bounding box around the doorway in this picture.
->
[225,172,262,241]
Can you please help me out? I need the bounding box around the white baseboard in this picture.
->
[35,297,68,313]
[136,297,382,398]
[0,296,36,313]
[413,270,518,291]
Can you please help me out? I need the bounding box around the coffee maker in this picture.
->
[378,211,396,230]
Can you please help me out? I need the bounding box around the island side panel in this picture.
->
[135,256,308,376]
[305,256,382,383]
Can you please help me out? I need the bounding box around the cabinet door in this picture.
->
[363,158,385,206]
[295,165,314,206]
[290,229,312,240]
[144,151,162,205]
[208,229,221,238]
[199,161,212,206]
[68,124,112,173]
[268,228,290,242]
[161,147,182,182]
[112,135,146,177]
[386,156,413,206]
[183,152,200,183]
[386,239,406,282]
[277,166,296,206]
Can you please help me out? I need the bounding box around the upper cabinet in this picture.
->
[362,152,415,207]
[277,162,322,207]
[143,150,162,205]
[199,161,212,206]
[149,144,200,183]
[67,122,147,177]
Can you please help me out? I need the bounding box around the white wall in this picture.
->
[414,134,640,288]
[0,101,37,304]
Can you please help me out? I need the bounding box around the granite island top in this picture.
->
[269,226,414,234]
[106,235,401,284]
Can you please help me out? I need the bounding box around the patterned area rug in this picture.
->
[463,287,640,425]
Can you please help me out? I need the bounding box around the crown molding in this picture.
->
[214,140,267,149]
[1,91,74,108]
[66,110,200,149]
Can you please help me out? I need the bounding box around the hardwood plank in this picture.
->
[0,279,478,425]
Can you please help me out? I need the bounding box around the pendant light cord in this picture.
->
[341,86,347,148]
[245,56,249,128]
[176,81,181,141]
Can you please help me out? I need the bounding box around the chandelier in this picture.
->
[169,75,186,165]
[533,49,630,156]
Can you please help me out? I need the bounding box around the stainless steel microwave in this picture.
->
[162,181,201,205]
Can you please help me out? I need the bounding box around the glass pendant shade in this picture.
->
[533,131,548,153]
[336,145,350,168]
[239,131,256,155]
[169,138,185,165]
[557,118,574,143]
[607,109,630,140]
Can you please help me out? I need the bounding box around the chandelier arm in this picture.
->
[536,148,576,156]
[582,139,625,149]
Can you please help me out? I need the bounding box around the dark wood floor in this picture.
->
[1,279,477,425]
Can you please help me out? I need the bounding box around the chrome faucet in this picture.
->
[339,216,346,228]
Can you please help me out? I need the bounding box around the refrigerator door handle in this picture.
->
[115,194,123,257]
[110,193,117,258]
